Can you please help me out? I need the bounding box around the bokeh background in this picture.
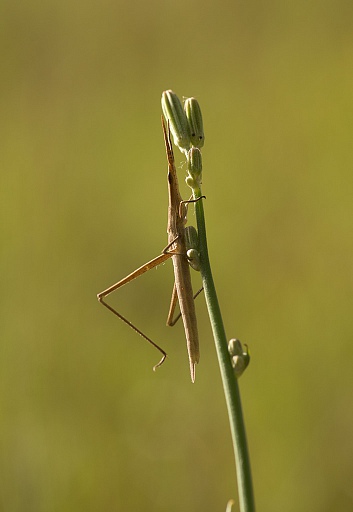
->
[2,1,353,511]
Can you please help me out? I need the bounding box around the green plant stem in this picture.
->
[193,188,255,512]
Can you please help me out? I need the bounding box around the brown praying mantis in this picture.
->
[97,117,204,382]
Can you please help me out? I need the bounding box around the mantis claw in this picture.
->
[152,353,167,372]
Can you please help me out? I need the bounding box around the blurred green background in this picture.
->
[2,0,353,511]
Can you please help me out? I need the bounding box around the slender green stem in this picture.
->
[193,188,255,512]
[161,88,254,511]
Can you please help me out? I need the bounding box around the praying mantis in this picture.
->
[97,117,203,382]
